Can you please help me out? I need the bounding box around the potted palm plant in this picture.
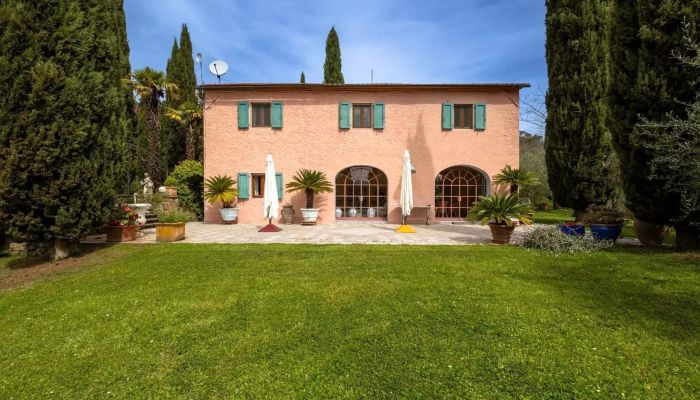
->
[204,175,239,224]
[582,205,625,242]
[285,169,333,225]
[468,193,534,244]
[493,165,540,195]
[155,209,194,242]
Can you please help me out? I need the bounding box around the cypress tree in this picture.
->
[166,38,179,91]
[0,0,132,256]
[163,37,184,171]
[114,0,138,192]
[177,24,197,104]
[608,0,700,248]
[175,24,201,161]
[544,0,615,220]
[323,26,344,84]
[300,71,306,83]
[164,24,200,170]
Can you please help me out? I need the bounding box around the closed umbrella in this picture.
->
[259,153,282,232]
[396,149,416,233]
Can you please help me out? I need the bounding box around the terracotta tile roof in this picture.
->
[201,82,531,91]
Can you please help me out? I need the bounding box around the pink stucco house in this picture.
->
[201,83,529,224]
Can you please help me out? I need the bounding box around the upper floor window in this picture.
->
[252,103,271,127]
[454,104,474,129]
[352,104,372,128]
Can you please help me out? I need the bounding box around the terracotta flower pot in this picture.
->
[281,206,295,224]
[105,225,138,243]
[488,223,515,244]
[164,186,178,198]
[634,218,668,246]
[156,222,186,242]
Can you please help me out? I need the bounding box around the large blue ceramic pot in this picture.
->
[589,224,622,242]
[559,223,585,236]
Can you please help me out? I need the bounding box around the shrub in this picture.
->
[520,225,612,255]
[163,176,177,187]
[157,209,195,224]
[164,160,204,219]
[582,205,626,225]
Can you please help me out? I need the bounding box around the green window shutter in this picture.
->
[475,103,486,130]
[442,103,453,130]
[275,172,283,199]
[237,102,249,128]
[339,102,351,129]
[237,172,250,199]
[271,101,283,128]
[373,102,385,129]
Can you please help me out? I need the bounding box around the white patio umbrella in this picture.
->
[396,149,416,233]
[259,153,282,232]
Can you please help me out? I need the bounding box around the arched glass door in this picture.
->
[335,166,388,219]
[435,166,487,220]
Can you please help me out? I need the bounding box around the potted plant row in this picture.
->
[285,169,333,225]
[155,209,194,242]
[204,175,239,224]
[105,204,140,242]
[468,193,533,244]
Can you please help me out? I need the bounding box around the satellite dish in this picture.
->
[209,60,229,83]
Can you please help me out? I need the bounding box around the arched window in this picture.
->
[435,166,488,220]
[335,166,388,219]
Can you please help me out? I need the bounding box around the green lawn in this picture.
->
[1,244,699,399]
[532,207,576,225]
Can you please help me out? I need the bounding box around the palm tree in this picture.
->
[204,175,238,208]
[468,193,534,226]
[123,67,177,186]
[165,101,202,160]
[285,169,333,209]
[493,165,540,195]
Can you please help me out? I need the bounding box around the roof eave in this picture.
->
[199,83,531,91]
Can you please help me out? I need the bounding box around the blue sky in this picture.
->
[124,0,547,130]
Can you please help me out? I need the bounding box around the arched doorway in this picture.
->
[335,166,388,220]
[435,166,488,220]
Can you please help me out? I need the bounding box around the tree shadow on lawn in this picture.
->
[0,243,137,291]
[4,243,112,270]
[513,244,700,346]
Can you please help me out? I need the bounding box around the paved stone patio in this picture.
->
[83,222,641,246]
[118,222,521,245]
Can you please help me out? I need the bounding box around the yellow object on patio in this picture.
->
[395,224,417,233]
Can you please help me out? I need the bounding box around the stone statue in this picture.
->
[140,173,154,197]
